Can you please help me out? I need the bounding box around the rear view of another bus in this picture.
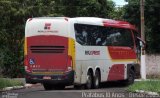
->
[24,17,74,90]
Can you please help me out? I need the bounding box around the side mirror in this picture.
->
[140,41,144,47]
[137,37,146,49]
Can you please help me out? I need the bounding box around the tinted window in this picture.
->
[74,24,98,45]
[105,27,134,47]
[74,24,134,47]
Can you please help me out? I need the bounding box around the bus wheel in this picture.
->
[74,85,84,90]
[85,71,93,89]
[94,70,100,89]
[43,83,53,90]
[54,85,65,90]
[126,69,135,85]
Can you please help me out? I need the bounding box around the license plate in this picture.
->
[43,76,51,80]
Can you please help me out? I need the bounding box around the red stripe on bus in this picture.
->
[103,20,137,31]
[107,64,125,81]
[108,46,136,60]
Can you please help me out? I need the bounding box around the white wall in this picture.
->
[146,54,160,77]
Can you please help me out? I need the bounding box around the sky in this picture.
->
[112,0,128,7]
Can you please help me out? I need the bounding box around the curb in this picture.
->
[0,83,41,92]
[135,79,160,82]
[0,86,25,92]
[5,86,25,91]
[135,90,159,96]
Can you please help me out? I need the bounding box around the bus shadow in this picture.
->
[64,81,128,90]
[99,81,128,89]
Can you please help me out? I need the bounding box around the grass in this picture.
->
[127,80,160,94]
[0,78,23,90]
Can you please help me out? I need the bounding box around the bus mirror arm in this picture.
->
[137,37,146,49]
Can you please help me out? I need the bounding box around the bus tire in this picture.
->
[43,83,53,90]
[85,71,93,89]
[74,85,80,89]
[74,85,84,90]
[94,70,100,89]
[125,69,135,85]
[54,85,65,90]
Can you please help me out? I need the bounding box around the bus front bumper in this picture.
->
[25,71,74,86]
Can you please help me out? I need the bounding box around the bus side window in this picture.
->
[104,27,134,47]
[74,24,87,45]
[74,24,99,46]
[94,26,107,46]
[120,29,134,47]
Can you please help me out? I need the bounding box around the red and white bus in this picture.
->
[24,17,140,90]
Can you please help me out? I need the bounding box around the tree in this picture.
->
[53,0,115,18]
[123,0,160,54]
[144,0,160,53]
[0,0,26,77]
[110,6,125,20]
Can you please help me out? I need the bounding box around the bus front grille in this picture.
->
[30,46,65,53]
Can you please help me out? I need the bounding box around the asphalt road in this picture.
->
[0,82,155,98]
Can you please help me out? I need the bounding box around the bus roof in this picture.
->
[72,17,137,31]
[29,17,137,31]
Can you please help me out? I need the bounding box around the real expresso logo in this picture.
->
[44,23,51,30]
